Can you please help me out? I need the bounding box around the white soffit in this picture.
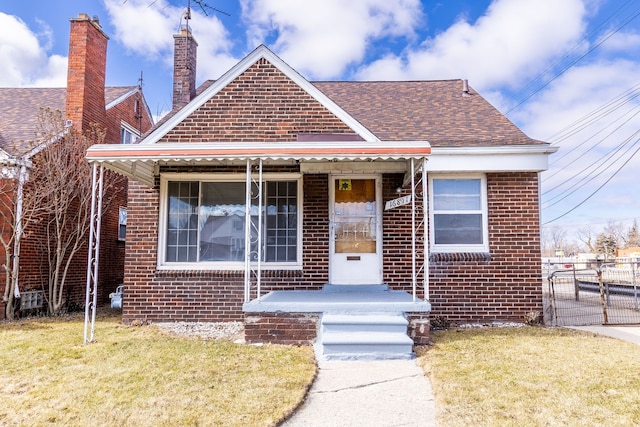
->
[426,145,559,172]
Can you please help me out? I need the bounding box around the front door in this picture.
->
[329,176,382,284]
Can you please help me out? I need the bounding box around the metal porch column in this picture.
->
[411,158,417,302]
[84,163,104,344]
[244,159,264,302]
[422,158,429,300]
[244,160,252,303]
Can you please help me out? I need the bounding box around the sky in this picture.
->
[1,0,640,243]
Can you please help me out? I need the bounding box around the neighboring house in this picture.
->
[86,28,556,357]
[0,14,153,317]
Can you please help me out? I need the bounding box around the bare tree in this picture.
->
[602,220,625,249]
[1,140,44,319]
[1,109,116,318]
[577,226,597,253]
[0,178,17,317]
[27,109,112,314]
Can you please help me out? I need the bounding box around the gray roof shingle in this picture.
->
[0,86,136,156]
[313,80,539,146]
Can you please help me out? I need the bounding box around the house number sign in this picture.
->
[384,195,412,211]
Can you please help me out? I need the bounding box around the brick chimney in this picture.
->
[173,28,198,109]
[65,13,108,132]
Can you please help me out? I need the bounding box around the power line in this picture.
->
[543,104,640,185]
[502,2,640,114]
[543,131,640,207]
[542,138,640,225]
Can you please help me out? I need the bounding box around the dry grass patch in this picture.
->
[0,312,316,426]
[418,326,640,427]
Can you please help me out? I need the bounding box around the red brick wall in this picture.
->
[160,58,358,143]
[65,14,108,133]
[244,312,319,345]
[123,171,331,323]
[123,171,542,325]
[99,91,153,299]
[427,172,542,324]
[173,29,198,108]
[4,15,154,311]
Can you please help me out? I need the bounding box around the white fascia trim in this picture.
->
[107,87,155,127]
[0,148,11,161]
[140,45,379,145]
[427,145,558,173]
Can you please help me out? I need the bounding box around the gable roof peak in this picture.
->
[141,44,379,144]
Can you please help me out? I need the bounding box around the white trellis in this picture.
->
[84,163,104,344]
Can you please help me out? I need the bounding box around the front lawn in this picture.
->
[418,326,640,426]
[0,312,316,426]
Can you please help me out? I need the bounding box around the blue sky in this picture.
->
[1,0,640,244]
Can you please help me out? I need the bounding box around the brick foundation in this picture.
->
[407,314,431,346]
[244,312,319,345]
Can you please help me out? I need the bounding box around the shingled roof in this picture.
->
[147,78,540,148]
[313,80,540,147]
[0,86,137,157]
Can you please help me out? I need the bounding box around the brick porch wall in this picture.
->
[123,173,332,323]
[123,171,542,328]
[427,172,543,324]
[382,172,542,324]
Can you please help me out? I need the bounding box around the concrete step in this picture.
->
[316,312,414,361]
[321,313,408,334]
[320,332,414,360]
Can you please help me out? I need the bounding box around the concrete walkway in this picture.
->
[281,359,436,427]
[566,325,640,346]
[280,326,640,427]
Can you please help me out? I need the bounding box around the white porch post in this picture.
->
[411,158,417,302]
[422,158,429,300]
[84,163,104,344]
[244,160,251,303]
[256,159,263,299]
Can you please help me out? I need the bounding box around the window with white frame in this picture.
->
[429,175,488,252]
[120,122,140,144]
[160,174,301,268]
[118,207,127,240]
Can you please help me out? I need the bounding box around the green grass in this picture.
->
[0,312,316,426]
[418,326,640,427]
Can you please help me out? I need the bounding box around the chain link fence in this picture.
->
[544,262,640,326]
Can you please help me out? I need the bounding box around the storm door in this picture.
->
[329,176,382,284]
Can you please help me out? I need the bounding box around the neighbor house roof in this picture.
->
[0,86,140,157]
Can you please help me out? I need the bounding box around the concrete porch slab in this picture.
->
[243,288,431,313]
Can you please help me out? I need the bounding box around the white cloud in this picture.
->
[0,13,67,87]
[524,59,640,226]
[356,0,587,91]
[103,0,238,82]
[240,0,423,79]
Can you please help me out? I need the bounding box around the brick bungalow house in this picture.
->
[86,28,555,359]
[0,14,153,318]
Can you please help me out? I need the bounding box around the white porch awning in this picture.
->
[85,141,431,187]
